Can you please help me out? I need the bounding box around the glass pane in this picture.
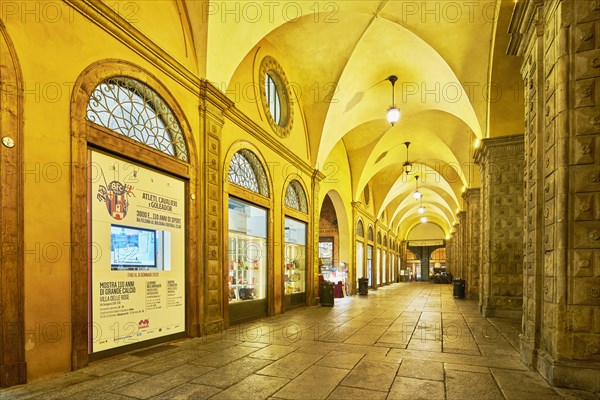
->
[356,241,364,283]
[87,77,187,161]
[228,150,270,197]
[265,73,281,125]
[228,152,260,193]
[227,198,268,303]
[284,217,306,295]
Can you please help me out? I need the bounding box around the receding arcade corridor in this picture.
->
[2,283,595,400]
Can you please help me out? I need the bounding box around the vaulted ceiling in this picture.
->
[176,0,523,237]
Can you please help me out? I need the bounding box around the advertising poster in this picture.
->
[89,150,185,353]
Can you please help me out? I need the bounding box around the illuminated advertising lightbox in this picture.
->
[90,150,185,353]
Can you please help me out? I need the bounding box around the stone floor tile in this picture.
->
[340,358,399,391]
[256,351,323,379]
[344,333,379,346]
[445,369,504,400]
[149,384,221,400]
[117,365,211,399]
[193,338,239,352]
[387,376,445,400]
[274,365,348,399]
[33,371,147,400]
[209,374,289,400]
[126,350,211,375]
[190,345,257,368]
[554,387,600,400]
[0,372,93,399]
[491,368,561,395]
[407,339,442,352]
[444,362,490,373]
[82,355,146,377]
[316,351,364,369]
[192,357,272,388]
[378,330,410,345]
[478,343,521,358]
[6,283,600,400]
[325,386,387,400]
[249,344,298,360]
[293,340,339,355]
[501,389,565,400]
[397,359,444,381]
[57,390,139,400]
[336,343,390,357]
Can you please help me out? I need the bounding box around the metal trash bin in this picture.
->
[358,278,369,295]
[320,281,334,306]
[453,279,465,299]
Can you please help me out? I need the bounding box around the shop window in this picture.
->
[228,149,270,196]
[227,198,268,304]
[87,77,188,161]
[284,180,308,213]
[284,217,306,308]
[356,219,364,237]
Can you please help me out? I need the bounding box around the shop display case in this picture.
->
[284,242,305,295]
[228,232,267,302]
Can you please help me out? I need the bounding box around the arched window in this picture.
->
[384,235,388,246]
[87,77,188,161]
[228,149,270,196]
[356,220,364,237]
[367,226,374,241]
[377,231,382,244]
[284,180,308,213]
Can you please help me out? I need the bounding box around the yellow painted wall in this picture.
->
[2,0,398,383]
[3,2,203,379]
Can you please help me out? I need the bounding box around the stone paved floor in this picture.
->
[2,282,599,400]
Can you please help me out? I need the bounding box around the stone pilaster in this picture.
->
[400,240,408,276]
[474,134,524,319]
[199,81,231,334]
[456,211,467,281]
[463,188,481,300]
[311,171,324,305]
[510,0,600,391]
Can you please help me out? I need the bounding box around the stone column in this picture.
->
[456,211,467,281]
[510,0,600,391]
[463,188,481,300]
[446,237,454,276]
[474,135,524,318]
[400,240,408,277]
[311,170,325,305]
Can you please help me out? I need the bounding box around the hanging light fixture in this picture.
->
[418,196,425,214]
[386,75,401,126]
[413,175,422,200]
[403,141,413,175]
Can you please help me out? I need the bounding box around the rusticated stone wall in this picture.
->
[463,188,481,300]
[475,135,524,319]
[510,0,600,391]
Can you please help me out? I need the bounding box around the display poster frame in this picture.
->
[89,150,186,353]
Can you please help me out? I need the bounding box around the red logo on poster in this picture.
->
[138,319,149,329]
[97,180,135,220]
